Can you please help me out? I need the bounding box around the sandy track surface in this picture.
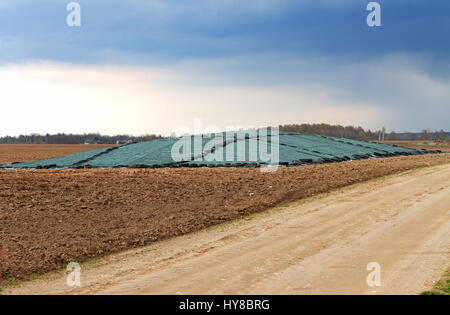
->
[6,163,449,295]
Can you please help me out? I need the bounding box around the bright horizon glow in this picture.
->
[1,56,449,137]
[0,61,391,137]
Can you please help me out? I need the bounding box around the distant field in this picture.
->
[0,144,115,165]
[379,140,450,152]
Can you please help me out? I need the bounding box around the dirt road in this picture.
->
[5,164,450,295]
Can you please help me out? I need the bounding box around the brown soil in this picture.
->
[0,144,115,165]
[5,163,449,295]
[379,140,450,152]
[0,153,449,282]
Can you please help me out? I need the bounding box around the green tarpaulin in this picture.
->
[0,132,440,169]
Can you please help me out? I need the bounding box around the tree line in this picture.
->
[0,125,448,144]
[0,133,163,144]
[279,124,449,142]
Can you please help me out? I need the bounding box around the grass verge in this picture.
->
[421,269,450,295]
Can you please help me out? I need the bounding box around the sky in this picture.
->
[0,0,449,136]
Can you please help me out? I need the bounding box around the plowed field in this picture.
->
[379,140,450,152]
[1,153,449,281]
[0,144,114,164]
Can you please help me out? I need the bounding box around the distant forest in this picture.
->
[279,124,449,142]
[0,133,163,144]
[0,124,448,144]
